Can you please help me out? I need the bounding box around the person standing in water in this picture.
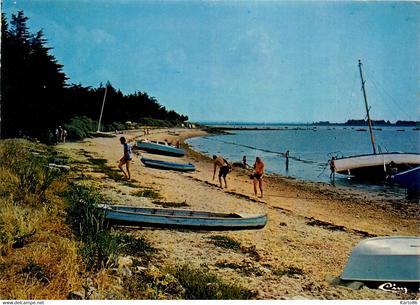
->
[329,156,336,185]
[285,150,290,170]
[118,137,132,180]
[252,157,265,198]
[242,155,248,168]
[212,155,231,188]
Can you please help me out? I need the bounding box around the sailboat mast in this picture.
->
[97,85,108,132]
[358,59,376,154]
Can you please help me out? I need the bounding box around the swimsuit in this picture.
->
[219,166,230,178]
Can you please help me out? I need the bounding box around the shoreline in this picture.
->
[183,129,415,206]
[57,127,418,299]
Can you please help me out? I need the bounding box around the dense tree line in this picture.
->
[1,11,188,141]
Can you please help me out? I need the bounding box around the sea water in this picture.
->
[186,125,420,194]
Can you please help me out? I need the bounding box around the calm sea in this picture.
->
[186,125,420,194]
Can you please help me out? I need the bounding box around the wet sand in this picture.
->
[58,128,418,300]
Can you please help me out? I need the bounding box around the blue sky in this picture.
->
[3,0,419,123]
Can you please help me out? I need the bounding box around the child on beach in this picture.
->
[212,155,231,188]
[118,136,132,180]
[251,157,265,198]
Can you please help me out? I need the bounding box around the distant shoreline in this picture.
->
[199,120,420,128]
[205,125,420,131]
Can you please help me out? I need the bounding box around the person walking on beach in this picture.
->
[329,156,336,185]
[212,155,231,188]
[252,157,265,198]
[118,136,132,180]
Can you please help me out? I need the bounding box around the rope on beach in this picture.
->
[201,136,323,165]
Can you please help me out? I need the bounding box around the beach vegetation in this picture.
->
[169,264,255,299]
[207,235,241,250]
[132,189,160,199]
[124,265,185,299]
[64,116,97,140]
[0,139,83,299]
[0,139,66,203]
[65,183,155,270]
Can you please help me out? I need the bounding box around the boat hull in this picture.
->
[334,152,420,180]
[390,166,420,192]
[141,157,195,172]
[136,141,185,157]
[97,204,267,230]
[341,236,420,291]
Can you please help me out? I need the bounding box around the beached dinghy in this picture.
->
[341,236,420,292]
[97,204,267,230]
[136,140,185,157]
[140,157,195,172]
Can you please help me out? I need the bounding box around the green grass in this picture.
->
[170,265,255,299]
[207,235,241,250]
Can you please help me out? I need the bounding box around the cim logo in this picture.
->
[378,282,408,293]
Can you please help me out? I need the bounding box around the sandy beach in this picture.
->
[58,127,418,300]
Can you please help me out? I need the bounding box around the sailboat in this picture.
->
[333,60,420,180]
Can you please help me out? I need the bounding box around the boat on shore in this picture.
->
[389,166,420,194]
[340,236,420,292]
[334,152,420,179]
[140,157,195,172]
[97,204,268,230]
[333,60,420,180]
[136,140,185,157]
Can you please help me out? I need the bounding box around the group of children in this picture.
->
[212,154,265,198]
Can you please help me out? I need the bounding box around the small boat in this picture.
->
[97,204,268,230]
[136,140,185,157]
[390,166,420,193]
[141,157,195,172]
[341,236,420,292]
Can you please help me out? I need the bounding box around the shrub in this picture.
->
[64,116,97,140]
